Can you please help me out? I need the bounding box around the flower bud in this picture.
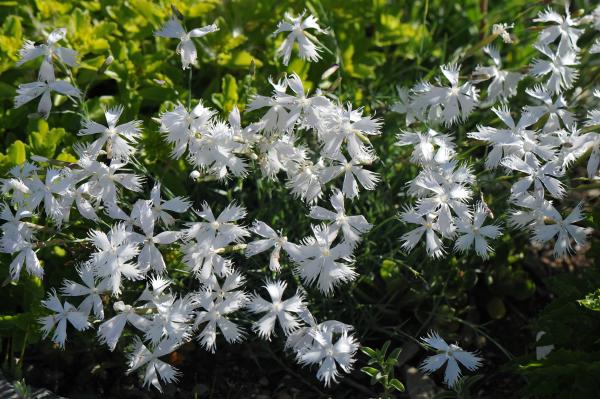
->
[189,170,201,180]
[97,55,114,74]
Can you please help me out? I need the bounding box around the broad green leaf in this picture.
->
[7,140,26,165]
[389,378,405,392]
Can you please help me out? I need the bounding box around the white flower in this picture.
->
[399,208,445,258]
[585,89,600,128]
[529,45,579,95]
[533,202,589,257]
[127,337,181,392]
[286,225,356,294]
[187,120,248,179]
[419,331,482,388]
[182,233,234,281]
[14,80,81,119]
[186,202,248,244]
[17,28,77,81]
[105,203,135,230]
[61,264,111,319]
[88,223,143,295]
[66,183,100,222]
[285,310,351,353]
[533,7,582,55]
[276,73,331,128]
[245,221,290,272]
[502,154,565,199]
[396,128,456,165]
[468,106,555,169]
[38,290,91,349]
[309,189,372,244]
[26,168,73,224]
[317,103,381,161]
[285,159,325,203]
[155,17,219,69]
[1,167,33,205]
[274,11,324,65]
[506,192,549,230]
[137,275,173,305]
[202,271,248,304]
[413,170,472,236]
[454,202,502,259]
[473,46,523,102]
[149,183,191,227]
[411,64,479,126]
[492,23,514,43]
[0,203,32,235]
[572,132,600,178]
[247,280,305,339]
[297,328,358,387]
[97,301,151,351]
[194,289,245,352]
[129,201,180,274]
[159,102,216,158]
[79,105,142,161]
[321,155,379,200]
[525,84,574,133]
[80,160,144,206]
[143,294,197,345]
[246,77,292,133]
[1,231,42,280]
[391,86,418,125]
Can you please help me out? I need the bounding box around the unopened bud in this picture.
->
[189,170,201,180]
[98,55,114,74]
[321,64,339,80]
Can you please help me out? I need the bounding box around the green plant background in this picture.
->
[0,0,599,397]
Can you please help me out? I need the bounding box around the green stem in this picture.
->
[188,67,193,110]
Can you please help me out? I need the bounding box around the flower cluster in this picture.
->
[4,3,600,393]
[394,6,598,259]
[397,127,502,259]
[2,10,374,392]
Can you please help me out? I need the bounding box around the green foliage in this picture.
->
[0,0,598,396]
[579,288,600,312]
[361,341,405,398]
[515,269,600,399]
[434,375,484,399]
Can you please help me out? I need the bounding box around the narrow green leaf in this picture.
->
[360,346,377,358]
[360,366,379,378]
[389,347,403,361]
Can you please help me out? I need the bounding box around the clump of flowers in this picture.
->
[394,5,597,260]
[2,9,379,392]
[2,3,599,394]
